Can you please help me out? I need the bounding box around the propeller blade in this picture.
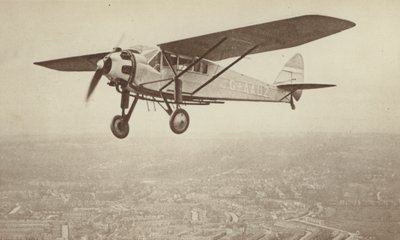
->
[86,68,104,101]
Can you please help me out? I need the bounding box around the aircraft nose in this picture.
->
[102,51,133,82]
[97,56,112,75]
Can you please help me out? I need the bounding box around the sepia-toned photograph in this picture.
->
[0,0,399,239]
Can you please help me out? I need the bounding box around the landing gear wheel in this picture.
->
[110,115,130,139]
[169,108,190,134]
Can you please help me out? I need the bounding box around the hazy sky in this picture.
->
[0,0,399,138]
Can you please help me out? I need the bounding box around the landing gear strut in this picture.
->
[110,89,138,139]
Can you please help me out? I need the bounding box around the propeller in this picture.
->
[86,57,112,101]
[86,34,125,102]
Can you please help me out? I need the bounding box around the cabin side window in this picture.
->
[194,61,208,74]
[162,53,208,74]
[202,62,208,74]
[177,56,193,71]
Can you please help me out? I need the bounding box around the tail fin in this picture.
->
[274,53,304,101]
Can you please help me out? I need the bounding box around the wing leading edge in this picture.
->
[158,15,355,61]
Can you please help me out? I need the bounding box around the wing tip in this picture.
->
[320,83,337,88]
[314,14,356,30]
[33,61,41,66]
[321,84,337,88]
[341,19,356,31]
[33,60,59,71]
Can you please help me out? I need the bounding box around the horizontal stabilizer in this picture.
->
[34,52,110,71]
[277,83,336,91]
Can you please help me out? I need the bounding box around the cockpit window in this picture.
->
[162,52,177,67]
[148,52,161,72]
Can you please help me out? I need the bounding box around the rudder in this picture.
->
[274,54,304,101]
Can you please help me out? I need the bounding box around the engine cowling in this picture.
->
[102,50,148,86]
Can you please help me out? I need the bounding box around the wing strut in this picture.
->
[159,37,228,102]
[191,45,258,95]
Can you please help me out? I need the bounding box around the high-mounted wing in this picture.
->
[158,15,355,61]
[34,52,110,71]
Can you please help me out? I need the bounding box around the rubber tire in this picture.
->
[110,115,130,139]
[169,109,190,134]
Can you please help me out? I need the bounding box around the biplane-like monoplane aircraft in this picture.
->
[34,15,355,138]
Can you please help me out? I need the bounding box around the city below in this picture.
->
[0,132,399,240]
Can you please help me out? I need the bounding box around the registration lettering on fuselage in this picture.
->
[229,79,269,97]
